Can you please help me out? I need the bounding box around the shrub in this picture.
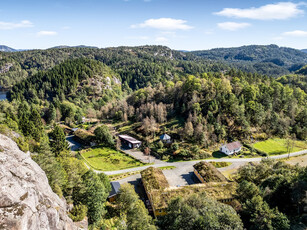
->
[69,204,88,222]
[157,140,164,149]
[171,142,179,151]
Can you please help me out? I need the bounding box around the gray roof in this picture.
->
[160,134,171,140]
[118,135,141,144]
[109,182,121,198]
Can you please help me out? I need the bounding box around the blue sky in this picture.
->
[0,0,306,50]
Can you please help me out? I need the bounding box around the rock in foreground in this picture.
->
[0,134,78,230]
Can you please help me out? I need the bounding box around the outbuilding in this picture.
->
[108,181,121,202]
[160,134,171,143]
[118,134,142,149]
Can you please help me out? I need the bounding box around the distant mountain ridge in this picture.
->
[302,49,307,53]
[1,44,307,87]
[49,45,99,49]
[0,44,99,52]
[0,45,17,52]
[191,44,307,76]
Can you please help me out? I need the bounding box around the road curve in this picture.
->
[90,149,307,175]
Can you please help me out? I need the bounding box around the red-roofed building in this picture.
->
[220,141,242,155]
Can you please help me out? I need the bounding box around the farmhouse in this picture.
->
[118,134,142,149]
[141,166,237,218]
[108,181,121,202]
[193,161,228,183]
[220,141,242,155]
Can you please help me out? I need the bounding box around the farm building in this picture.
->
[193,161,228,183]
[108,181,121,202]
[141,167,237,218]
[118,134,142,149]
[160,134,171,143]
[220,141,242,155]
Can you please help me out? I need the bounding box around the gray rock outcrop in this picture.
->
[0,134,78,230]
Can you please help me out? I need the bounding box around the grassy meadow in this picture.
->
[253,138,307,156]
[80,146,145,171]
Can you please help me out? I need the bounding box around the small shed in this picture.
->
[71,128,79,133]
[220,141,242,156]
[160,134,171,143]
[108,181,121,202]
[118,135,141,149]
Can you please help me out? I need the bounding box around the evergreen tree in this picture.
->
[49,125,69,156]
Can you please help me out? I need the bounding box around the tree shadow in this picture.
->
[212,151,227,158]
[269,150,285,155]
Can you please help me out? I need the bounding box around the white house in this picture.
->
[220,141,242,156]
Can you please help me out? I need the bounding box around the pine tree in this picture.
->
[49,125,69,156]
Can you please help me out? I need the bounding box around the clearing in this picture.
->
[253,138,307,156]
[80,146,145,171]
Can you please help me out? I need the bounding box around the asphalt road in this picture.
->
[93,149,307,176]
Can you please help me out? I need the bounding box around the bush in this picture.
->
[157,140,164,149]
[210,161,230,168]
[253,133,268,141]
[69,204,88,222]
[199,151,211,159]
[14,137,29,152]
[171,142,179,151]
[162,155,170,161]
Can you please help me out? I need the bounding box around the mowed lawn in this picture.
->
[80,146,145,171]
[253,138,307,155]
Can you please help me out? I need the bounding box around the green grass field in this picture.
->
[80,146,145,171]
[253,138,307,156]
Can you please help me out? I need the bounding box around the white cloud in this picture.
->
[131,18,193,30]
[37,31,57,36]
[217,22,251,31]
[155,36,168,42]
[215,2,304,20]
[0,20,33,30]
[283,30,307,37]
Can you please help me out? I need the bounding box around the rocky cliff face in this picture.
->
[0,134,78,230]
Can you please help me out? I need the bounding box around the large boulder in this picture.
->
[0,134,78,230]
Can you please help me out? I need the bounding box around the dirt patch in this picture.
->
[285,154,307,167]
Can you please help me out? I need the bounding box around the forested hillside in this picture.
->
[2,44,307,90]
[277,65,307,93]
[104,70,307,149]
[0,46,226,89]
[192,44,307,76]
[9,58,122,105]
